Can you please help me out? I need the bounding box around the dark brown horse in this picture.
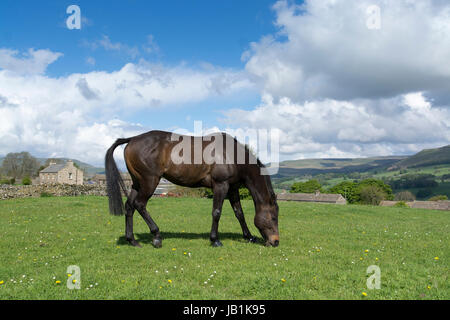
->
[105,130,279,248]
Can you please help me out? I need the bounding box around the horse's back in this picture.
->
[123,130,243,188]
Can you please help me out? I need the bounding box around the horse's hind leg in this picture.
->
[125,188,141,247]
[134,176,162,248]
[228,187,257,243]
[210,182,229,247]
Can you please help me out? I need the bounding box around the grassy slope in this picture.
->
[279,156,406,170]
[0,197,448,300]
[393,145,450,169]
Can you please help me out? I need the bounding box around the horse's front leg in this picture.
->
[210,182,229,247]
[228,187,257,243]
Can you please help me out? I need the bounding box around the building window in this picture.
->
[69,173,73,180]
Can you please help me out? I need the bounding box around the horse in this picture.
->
[105,130,279,248]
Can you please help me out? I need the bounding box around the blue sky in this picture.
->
[0,0,278,130]
[0,0,449,165]
[0,0,277,74]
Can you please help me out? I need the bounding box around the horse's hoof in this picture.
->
[128,240,142,248]
[211,240,223,247]
[247,236,258,243]
[152,238,162,248]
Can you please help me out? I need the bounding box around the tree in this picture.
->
[428,195,448,201]
[394,191,415,202]
[328,181,358,203]
[1,152,40,179]
[290,179,323,194]
[328,178,393,205]
[416,188,433,199]
[22,176,32,185]
[359,185,387,205]
[355,179,394,202]
[239,187,251,200]
[36,165,46,176]
[387,174,438,189]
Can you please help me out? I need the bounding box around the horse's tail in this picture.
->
[105,138,131,216]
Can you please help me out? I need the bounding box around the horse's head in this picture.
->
[254,201,279,247]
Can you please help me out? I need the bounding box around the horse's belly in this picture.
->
[163,165,212,188]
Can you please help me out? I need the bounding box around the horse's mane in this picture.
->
[239,139,277,204]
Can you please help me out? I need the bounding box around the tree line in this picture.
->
[290,178,395,205]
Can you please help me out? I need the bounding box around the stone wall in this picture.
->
[380,200,450,211]
[0,184,108,200]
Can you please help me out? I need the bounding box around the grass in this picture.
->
[0,196,448,300]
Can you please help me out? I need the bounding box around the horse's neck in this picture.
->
[244,166,273,209]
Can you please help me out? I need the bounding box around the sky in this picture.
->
[0,0,449,167]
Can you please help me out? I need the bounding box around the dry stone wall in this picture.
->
[0,184,108,200]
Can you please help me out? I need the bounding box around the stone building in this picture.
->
[39,160,84,185]
[380,200,450,211]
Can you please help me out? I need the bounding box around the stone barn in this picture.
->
[277,191,347,205]
[39,160,84,185]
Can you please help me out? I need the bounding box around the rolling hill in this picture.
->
[271,145,449,179]
[388,145,450,170]
[273,156,407,178]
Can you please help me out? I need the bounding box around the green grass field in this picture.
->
[0,196,448,300]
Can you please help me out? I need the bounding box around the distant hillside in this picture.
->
[273,156,407,178]
[389,145,450,170]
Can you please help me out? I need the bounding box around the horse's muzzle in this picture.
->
[267,235,279,247]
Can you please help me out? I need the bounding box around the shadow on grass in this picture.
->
[116,231,264,246]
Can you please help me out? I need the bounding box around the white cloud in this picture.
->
[83,35,141,59]
[0,48,62,75]
[219,0,450,160]
[86,56,96,66]
[243,0,450,102]
[222,93,450,160]
[142,35,160,55]
[0,50,253,166]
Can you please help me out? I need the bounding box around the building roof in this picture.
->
[380,200,450,211]
[40,164,66,173]
[277,192,346,204]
